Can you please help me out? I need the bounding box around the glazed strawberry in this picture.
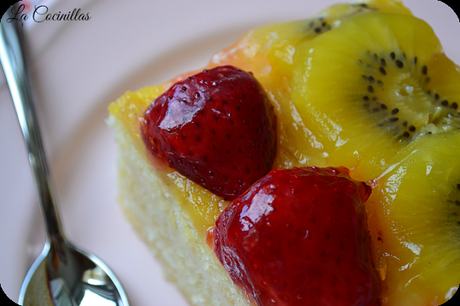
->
[141,65,277,200]
[214,166,380,306]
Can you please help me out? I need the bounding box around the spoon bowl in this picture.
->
[20,241,127,306]
[0,5,129,306]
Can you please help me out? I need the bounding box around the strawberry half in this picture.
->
[214,166,380,306]
[141,65,277,200]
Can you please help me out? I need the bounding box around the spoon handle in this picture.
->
[0,6,66,244]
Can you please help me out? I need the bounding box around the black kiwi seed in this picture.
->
[306,17,334,35]
[422,65,428,75]
[396,59,404,68]
[380,104,388,110]
[391,108,399,115]
[390,52,396,60]
[368,85,374,93]
[441,100,449,106]
[379,67,387,75]
[451,102,458,110]
[380,58,386,67]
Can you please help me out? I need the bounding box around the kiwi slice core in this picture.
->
[358,48,460,139]
[291,11,460,179]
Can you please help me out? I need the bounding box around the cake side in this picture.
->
[107,114,253,306]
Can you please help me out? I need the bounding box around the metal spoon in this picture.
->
[0,6,129,306]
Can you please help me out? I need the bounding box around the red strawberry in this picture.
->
[214,166,380,306]
[141,65,277,200]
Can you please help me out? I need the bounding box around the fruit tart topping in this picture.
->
[141,65,277,200]
[214,166,380,306]
[291,11,460,181]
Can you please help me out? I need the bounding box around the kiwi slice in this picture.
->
[262,0,410,78]
[291,11,460,180]
[212,0,411,78]
[367,130,460,305]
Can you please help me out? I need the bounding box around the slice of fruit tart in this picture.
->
[107,0,460,305]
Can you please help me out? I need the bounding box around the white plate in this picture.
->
[1,0,459,305]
